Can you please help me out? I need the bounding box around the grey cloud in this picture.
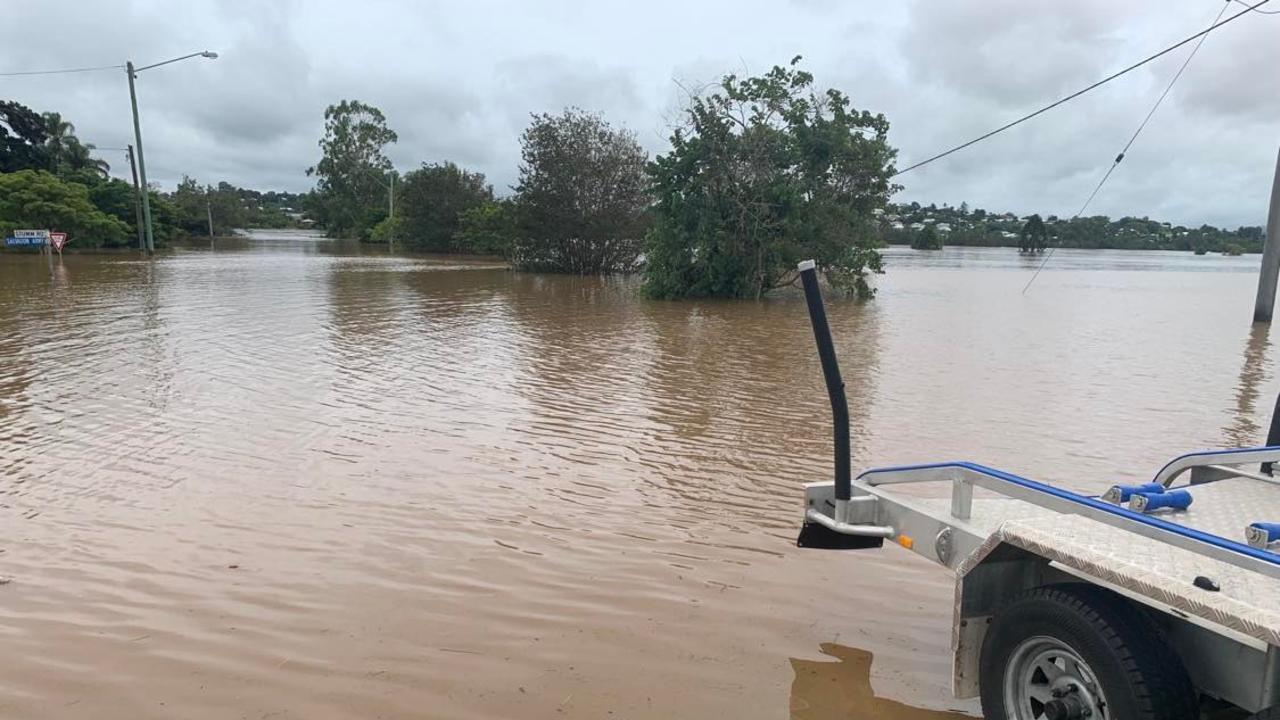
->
[2,0,1277,227]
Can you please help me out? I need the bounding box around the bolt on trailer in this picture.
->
[793,259,1280,720]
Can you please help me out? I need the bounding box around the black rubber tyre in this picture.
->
[978,583,1197,720]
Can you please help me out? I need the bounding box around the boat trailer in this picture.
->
[794,259,1280,720]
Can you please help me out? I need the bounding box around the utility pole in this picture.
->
[124,51,218,256]
[207,199,215,237]
[1254,147,1280,323]
[388,172,395,252]
[126,145,146,251]
[126,61,155,254]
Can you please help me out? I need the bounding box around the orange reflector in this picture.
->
[897,535,914,549]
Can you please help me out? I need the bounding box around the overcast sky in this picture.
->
[4,0,1278,227]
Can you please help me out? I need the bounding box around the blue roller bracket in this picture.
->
[1130,489,1193,513]
[1102,482,1166,505]
[1246,522,1280,549]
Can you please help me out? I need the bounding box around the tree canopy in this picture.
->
[397,162,492,252]
[0,170,129,247]
[1,101,53,173]
[911,224,943,250]
[512,109,649,274]
[306,100,397,239]
[643,58,898,300]
[1019,214,1048,253]
[41,112,109,178]
[457,200,516,257]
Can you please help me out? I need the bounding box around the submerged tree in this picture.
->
[1019,214,1048,253]
[457,199,516,256]
[170,176,250,236]
[911,225,943,250]
[306,100,397,239]
[397,162,493,252]
[644,58,898,300]
[512,109,649,274]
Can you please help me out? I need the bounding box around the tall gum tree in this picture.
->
[306,100,397,239]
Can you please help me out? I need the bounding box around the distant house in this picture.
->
[872,208,885,216]
[1001,231,1018,239]
[891,222,905,230]
[909,222,926,231]
[923,217,936,224]
[937,223,952,233]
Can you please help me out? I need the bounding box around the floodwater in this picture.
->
[1,232,1275,719]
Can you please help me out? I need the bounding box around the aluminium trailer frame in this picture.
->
[791,259,1280,716]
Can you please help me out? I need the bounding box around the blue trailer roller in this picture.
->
[1130,489,1193,513]
[1102,482,1166,505]
[1247,522,1280,549]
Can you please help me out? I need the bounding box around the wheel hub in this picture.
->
[1004,636,1108,720]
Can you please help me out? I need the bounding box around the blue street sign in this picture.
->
[5,236,46,247]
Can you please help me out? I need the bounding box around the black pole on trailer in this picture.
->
[798,260,851,502]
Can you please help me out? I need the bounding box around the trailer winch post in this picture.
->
[798,260,851,503]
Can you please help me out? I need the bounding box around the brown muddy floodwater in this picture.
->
[1,230,1276,719]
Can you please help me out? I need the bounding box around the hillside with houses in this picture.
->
[878,201,1266,255]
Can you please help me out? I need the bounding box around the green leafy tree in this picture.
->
[644,58,898,300]
[170,176,249,236]
[0,170,128,247]
[172,176,210,235]
[209,181,249,234]
[911,225,943,250]
[306,100,397,239]
[457,199,516,256]
[369,214,401,245]
[86,177,142,241]
[512,109,649,274]
[147,191,183,246]
[397,162,493,251]
[1019,214,1048,253]
[0,100,52,173]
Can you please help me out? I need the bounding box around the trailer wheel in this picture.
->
[979,584,1196,720]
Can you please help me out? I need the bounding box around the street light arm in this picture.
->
[133,51,218,74]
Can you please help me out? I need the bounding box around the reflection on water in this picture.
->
[791,644,969,719]
[1224,323,1273,448]
[0,234,1276,719]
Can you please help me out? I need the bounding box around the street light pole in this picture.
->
[125,61,155,254]
[125,51,218,255]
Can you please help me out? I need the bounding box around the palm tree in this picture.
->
[42,111,110,178]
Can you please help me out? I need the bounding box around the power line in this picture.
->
[1232,0,1280,14]
[1021,0,1232,294]
[0,63,124,77]
[892,0,1272,178]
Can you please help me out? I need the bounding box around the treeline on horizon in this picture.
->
[302,58,897,299]
[0,99,307,249]
[881,201,1266,255]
